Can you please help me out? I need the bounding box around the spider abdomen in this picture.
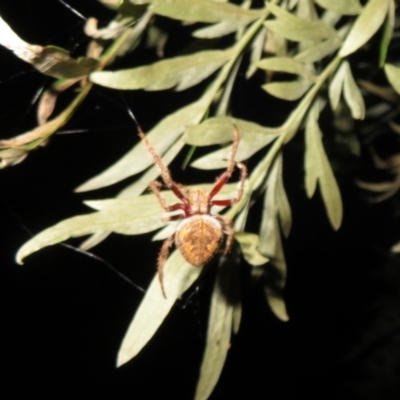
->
[175,215,223,266]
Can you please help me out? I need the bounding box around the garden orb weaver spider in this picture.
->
[138,126,247,297]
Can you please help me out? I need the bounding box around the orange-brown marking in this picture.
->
[175,215,223,266]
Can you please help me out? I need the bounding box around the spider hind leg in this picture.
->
[157,233,175,298]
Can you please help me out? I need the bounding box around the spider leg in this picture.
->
[226,125,240,176]
[208,126,244,201]
[157,233,175,298]
[210,162,247,207]
[150,181,186,213]
[215,215,235,255]
[138,127,189,204]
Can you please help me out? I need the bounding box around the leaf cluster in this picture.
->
[1,0,398,398]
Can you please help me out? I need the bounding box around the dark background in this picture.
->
[1,1,400,399]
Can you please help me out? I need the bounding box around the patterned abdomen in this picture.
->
[175,215,223,266]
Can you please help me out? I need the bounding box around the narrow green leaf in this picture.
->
[296,0,318,24]
[262,80,312,101]
[246,27,266,79]
[16,194,171,264]
[185,116,280,146]
[255,57,316,80]
[150,0,265,24]
[80,231,110,251]
[235,232,269,266]
[295,37,342,63]
[189,117,281,170]
[195,258,235,400]
[275,155,292,238]
[0,148,28,168]
[263,225,289,322]
[305,102,343,230]
[328,61,346,111]
[384,63,400,95]
[379,0,395,67]
[342,61,365,120]
[33,46,98,79]
[314,0,363,15]
[118,250,202,366]
[90,49,233,91]
[259,163,289,321]
[339,0,390,57]
[232,302,242,335]
[231,258,242,334]
[265,29,288,57]
[193,21,247,39]
[75,99,206,192]
[265,3,339,42]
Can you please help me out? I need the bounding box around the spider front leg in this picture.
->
[149,181,186,213]
[138,128,189,204]
[157,233,175,298]
[209,162,248,207]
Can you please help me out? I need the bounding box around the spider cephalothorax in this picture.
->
[139,126,247,296]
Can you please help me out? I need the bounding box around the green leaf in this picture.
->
[314,0,363,15]
[379,0,395,67]
[275,156,292,238]
[193,20,248,39]
[258,158,289,322]
[235,232,269,266]
[294,37,342,63]
[75,98,207,192]
[305,102,343,230]
[255,57,316,80]
[79,231,111,251]
[16,193,171,264]
[149,0,265,24]
[189,117,281,170]
[0,148,28,168]
[339,0,390,57]
[32,46,98,79]
[262,80,312,101]
[384,63,400,96]
[90,49,233,91]
[262,153,292,240]
[262,225,289,322]
[265,3,339,42]
[194,258,236,400]
[328,61,346,111]
[118,0,148,19]
[118,250,202,366]
[342,61,365,120]
[246,27,266,79]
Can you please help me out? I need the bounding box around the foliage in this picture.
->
[1,0,398,398]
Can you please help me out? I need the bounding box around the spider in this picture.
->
[138,126,247,297]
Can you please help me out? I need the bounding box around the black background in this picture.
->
[1,1,400,399]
